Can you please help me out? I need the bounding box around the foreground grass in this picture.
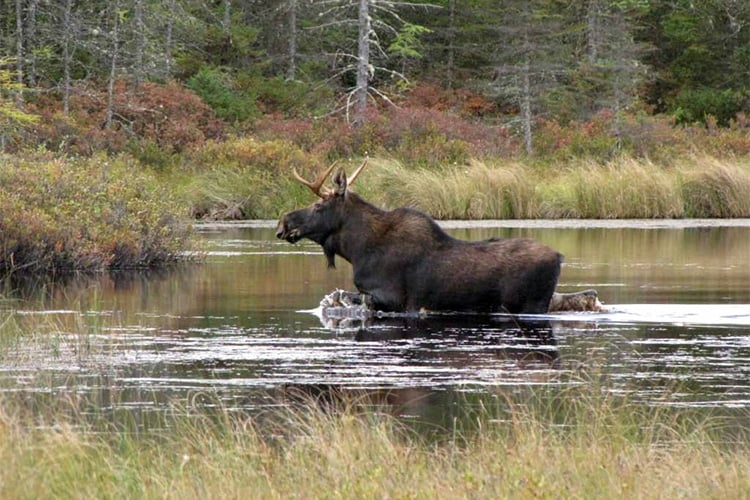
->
[0,386,747,499]
[1,306,748,498]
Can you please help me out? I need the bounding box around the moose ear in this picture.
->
[332,167,348,196]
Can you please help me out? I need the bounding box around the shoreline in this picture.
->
[194,218,750,230]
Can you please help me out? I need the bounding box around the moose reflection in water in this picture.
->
[276,161,602,315]
[279,317,560,412]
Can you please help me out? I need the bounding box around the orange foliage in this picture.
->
[26,81,223,155]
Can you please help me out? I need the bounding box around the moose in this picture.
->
[276,161,601,315]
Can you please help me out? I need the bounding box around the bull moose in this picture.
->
[276,161,599,314]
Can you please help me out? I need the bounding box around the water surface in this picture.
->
[2,220,749,426]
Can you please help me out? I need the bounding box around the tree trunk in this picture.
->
[15,0,24,108]
[287,0,297,80]
[106,0,121,130]
[353,0,370,126]
[222,0,231,32]
[26,0,37,87]
[586,0,600,62]
[521,28,533,155]
[447,0,456,89]
[134,0,145,88]
[165,0,175,78]
[62,0,73,115]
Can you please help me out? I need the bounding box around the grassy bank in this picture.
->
[3,144,750,277]
[0,153,195,275]
[0,384,747,499]
[182,144,750,220]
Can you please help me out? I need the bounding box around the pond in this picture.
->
[1,220,749,429]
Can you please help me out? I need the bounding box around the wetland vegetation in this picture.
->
[0,384,748,499]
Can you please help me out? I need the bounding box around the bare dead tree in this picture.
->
[106,0,122,130]
[15,0,24,107]
[134,0,145,88]
[314,0,434,126]
[61,0,74,115]
[287,0,298,80]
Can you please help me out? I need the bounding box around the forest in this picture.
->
[2,0,750,273]
[1,0,750,150]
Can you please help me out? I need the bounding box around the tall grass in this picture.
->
[681,157,750,217]
[540,158,684,219]
[352,155,750,220]
[0,384,747,499]
[73,144,749,222]
[362,159,537,219]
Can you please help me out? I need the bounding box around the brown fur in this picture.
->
[277,169,562,314]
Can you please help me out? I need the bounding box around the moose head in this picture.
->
[275,160,368,248]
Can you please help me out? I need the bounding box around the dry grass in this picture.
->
[355,155,750,220]
[680,156,750,217]
[0,385,747,499]
[540,157,685,219]
[362,158,537,219]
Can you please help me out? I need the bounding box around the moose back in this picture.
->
[276,162,562,314]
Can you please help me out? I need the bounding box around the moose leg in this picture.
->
[548,289,603,312]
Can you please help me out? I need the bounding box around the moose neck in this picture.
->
[325,192,388,267]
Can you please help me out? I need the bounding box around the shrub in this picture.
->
[251,95,519,166]
[673,88,742,127]
[26,81,223,155]
[399,82,497,117]
[535,112,621,160]
[186,67,258,122]
[249,76,335,117]
[381,107,514,165]
[0,153,194,274]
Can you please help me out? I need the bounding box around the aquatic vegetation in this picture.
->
[179,136,310,219]
[540,158,684,219]
[681,157,750,217]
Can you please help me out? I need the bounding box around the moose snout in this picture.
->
[275,219,287,239]
[276,217,301,243]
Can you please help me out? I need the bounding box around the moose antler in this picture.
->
[292,161,338,197]
[293,159,368,197]
[346,158,368,187]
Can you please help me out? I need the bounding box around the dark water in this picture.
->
[1,220,749,427]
